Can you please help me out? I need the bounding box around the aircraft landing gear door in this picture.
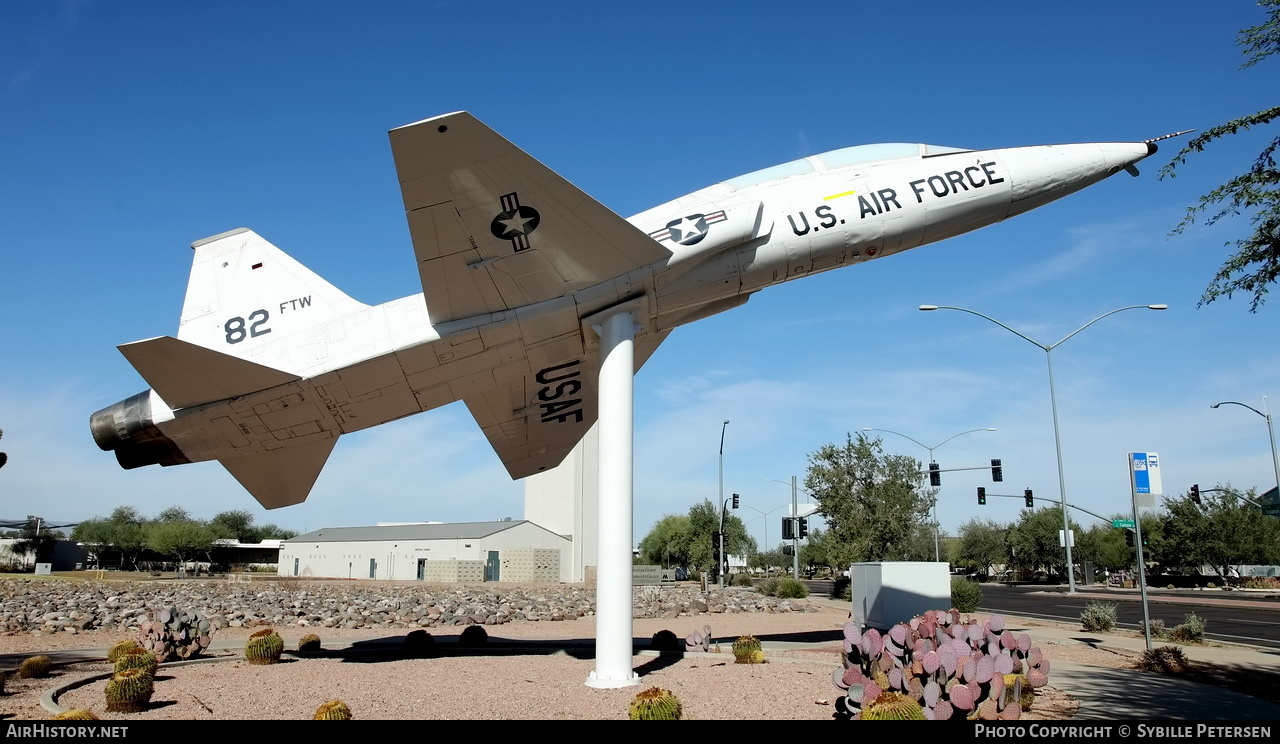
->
[417,559,427,581]
[293,558,299,577]
[485,551,500,582]
[368,558,377,579]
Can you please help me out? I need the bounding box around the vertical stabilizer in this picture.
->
[177,228,368,360]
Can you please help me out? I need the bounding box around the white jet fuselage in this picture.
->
[91,112,1157,509]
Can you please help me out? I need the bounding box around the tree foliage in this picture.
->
[1006,506,1082,578]
[803,433,931,567]
[954,518,1009,575]
[1159,1,1280,312]
[636,500,753,574]
[1156,484,1280,575]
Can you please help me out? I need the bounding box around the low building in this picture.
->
[278,520,571,582]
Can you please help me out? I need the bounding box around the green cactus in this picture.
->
[113,649,158,678]
[104,668,154,713]
[1002,673,1034,710]
[732,635,765,664]
[52,709,100,720]
[313,699,352,720]
[298,633,323,653]
[861,692,925,720]
[18,655,51,679]
[244,628,285,665]
[628,686,683,720]
[107,639,144,664]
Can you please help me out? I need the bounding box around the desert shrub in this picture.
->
[774,578,809,599]
[1139,645,1188,673]
[1168,612,1206,643]
[1080,601,1117,632]
[831,575,852,601]
[731,572,755,587]
[950,575,982,612]
[1139,618,1167,639]
[758,577,781,596]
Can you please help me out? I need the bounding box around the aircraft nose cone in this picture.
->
[1003,141,1155,217]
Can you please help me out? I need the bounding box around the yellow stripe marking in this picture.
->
[823,190,856,201]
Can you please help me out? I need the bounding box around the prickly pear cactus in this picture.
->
[628,686,683,720]
[244,628,284,665]
[313,699,352,720]
[136,605,220,662]
[104,668,154,713]
[834,610,1047,721]
[732,635,765,664]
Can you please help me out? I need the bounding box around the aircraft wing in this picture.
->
[463,330,671,479]
[390,112,673,326]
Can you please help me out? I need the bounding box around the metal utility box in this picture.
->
[850,561,950,630]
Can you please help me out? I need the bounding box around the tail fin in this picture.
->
[177,229,368,363]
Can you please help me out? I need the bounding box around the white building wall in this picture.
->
[524,423,598,582]
[278,522,573,582]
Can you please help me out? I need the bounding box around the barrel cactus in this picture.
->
[52,709,100,720]
[628,686,683,720]
[313,699,352,720]
[104,668,154,713]
[404,629,434,656]
[113,648,158,678]
[732,635,765,664]
[18,655,51,679]
[861,691,925,720]
[459,624,488,648]
[298,633,323,654]
[107,639,144,664]
[244,628,285,665]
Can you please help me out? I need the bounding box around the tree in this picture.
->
[637,514,694,568]
[10,516,60,568]
[146,520,215,568]
[1159,484,1280,576]
[803,432,932,567]
[70,519,117,568]
[107,506,150,570]
[954,518,1011,576]
[639,500,753,575]
[1159,1,1280,312]
[1006,506,1081,580]
[156,506,192,523]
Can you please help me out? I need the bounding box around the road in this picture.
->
[804,579,1280,650]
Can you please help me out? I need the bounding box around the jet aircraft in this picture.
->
[91,111,1176,510]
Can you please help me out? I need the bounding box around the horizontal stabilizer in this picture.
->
[118,336,300,410]
[218,437,337,509]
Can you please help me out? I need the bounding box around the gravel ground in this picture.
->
[0,606,1098,721]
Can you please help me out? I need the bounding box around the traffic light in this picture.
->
[929,462,941,487]
[1024,489,1034,507]
[781,517,795,540]
[977,487,986,506]
[732,493,739,509]
[783,545,795,556]
[991,459,1003,482]
[1190,484,1201,505]
[798,517,809,539]
[712,531,722,565]
[1125,529,1135,548]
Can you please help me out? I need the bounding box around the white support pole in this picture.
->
[586,309,641,689]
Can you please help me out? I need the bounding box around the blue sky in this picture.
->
[2,1,1277,549]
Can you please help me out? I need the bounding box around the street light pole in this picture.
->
[718,419,730,588]
[1211,398,1280,499]
[861,427,996,561]
[920,303,1167,594]
[765,477,816,577]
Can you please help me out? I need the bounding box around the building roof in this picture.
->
[284,520,536,544]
